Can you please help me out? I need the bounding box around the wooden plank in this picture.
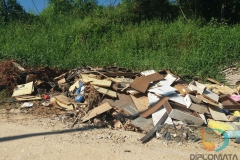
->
[93,86,117,98]
[140,97,169,118]
[81,74,111,87]
[15,96,41,101]
[208,104,229,121]
[121,102,139,117]
[130,117,153,133]
[140,111,168,143]
[207,78,221,85]
[81,102,112,122]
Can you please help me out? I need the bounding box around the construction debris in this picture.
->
[1,62,240,148]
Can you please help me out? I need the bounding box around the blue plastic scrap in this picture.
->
[75,82,84,102]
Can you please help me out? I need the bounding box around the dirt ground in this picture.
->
[0,108,239,160]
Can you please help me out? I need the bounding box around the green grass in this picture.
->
[0,15,240,81]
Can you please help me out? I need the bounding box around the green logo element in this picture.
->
[202,127,229,151]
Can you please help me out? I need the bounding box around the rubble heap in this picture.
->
[2,61,240,147]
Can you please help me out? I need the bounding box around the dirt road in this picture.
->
[0,109,239,160]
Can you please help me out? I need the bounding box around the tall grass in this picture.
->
[0,14,240,80]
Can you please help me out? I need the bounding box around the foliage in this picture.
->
[0,0,240,81]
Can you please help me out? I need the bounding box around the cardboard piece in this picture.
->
[81,102,112,122]
[130,73,164,93]
[184,94,207,113]
[174,83,191,95]
[94,86,117,98]
[219,95,240,111]
[81,74,111,87]
[207,104,229,121]
[130,117,153,133]
[158,74,177,86]
[12,81,34,97]
[12,81,41,101]
[188,81,206,94]
[50,95,76,110]
[55,95,75,105]
[130,94,150,113]
[163,101,204,126]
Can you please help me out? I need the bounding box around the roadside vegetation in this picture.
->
[0,0,240,80]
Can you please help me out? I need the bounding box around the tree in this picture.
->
[176,0,240,24]
[0,0,29,24]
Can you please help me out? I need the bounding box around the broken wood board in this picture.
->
[219,95,240,111]
[93,86,117,98]
[208,104,229,121]
[148,86,177,96]
[130,73,164,93]
[130,93,149,113]
[184,94,207,113]
[112,93,139,117]
[158,73,177,86]
[152,107,173,137]
[81,102,112,122]
[188,81,206,94]
[121,102,139,117]
[196,95,219,107]
[130,117,153,133]
[15,96,41,101]
[69,81,80,92]
[140,111,168,143]
[140,97,169,118]
[81,74,112,87]
[207,78,221,85]
[203,89,219,103]
[163,101,204,126]
[204,84,236,95]
[169,93,187,106]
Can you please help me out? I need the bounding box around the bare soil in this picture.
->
[0,108,239,160]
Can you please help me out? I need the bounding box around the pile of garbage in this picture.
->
[2,61,240,146]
